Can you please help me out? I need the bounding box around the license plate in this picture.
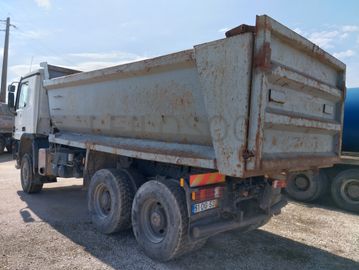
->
[192,199,218,214]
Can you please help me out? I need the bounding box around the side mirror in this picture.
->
[8,84,15,93]
[7,92,14,109]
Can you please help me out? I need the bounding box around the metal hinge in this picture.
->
[242,149,255,160]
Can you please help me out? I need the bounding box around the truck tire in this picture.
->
[20,154,43,193]
[285,170,328,202]
[331,169,359,213]
[88,169,135,234]
[0,135,5,155]
[132,179,198,261]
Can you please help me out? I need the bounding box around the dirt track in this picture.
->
[0,153,358,270]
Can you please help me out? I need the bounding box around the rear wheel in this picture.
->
[285,170,328,202]
[132,179,199,261]
[331,169,359,213]
[21,154,43,193]
[88,169,135,234]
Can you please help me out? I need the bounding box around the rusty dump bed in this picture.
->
[44,15,346,178]
[0,103,13,133]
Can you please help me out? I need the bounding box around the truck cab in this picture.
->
[9,63,80,164]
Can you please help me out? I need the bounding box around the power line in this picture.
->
[11,25,78,67]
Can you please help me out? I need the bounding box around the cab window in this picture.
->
[17,81,30,109]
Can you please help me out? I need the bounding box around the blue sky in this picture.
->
[0,0,358,87]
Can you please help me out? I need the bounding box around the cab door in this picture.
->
[13,75,39,140]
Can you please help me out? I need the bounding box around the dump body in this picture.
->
[43,15,346,178]
[0,103,13,133]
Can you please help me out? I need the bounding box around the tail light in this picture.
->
[191,186,224,202]
[273,179,287,188]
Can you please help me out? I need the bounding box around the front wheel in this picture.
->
[331,169,359,213]
[21,154,43,193]
[132,179,199,261]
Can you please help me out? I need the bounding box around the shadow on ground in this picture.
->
[17,184,358,270]
[0,153,13,163]
[287,193,358,216]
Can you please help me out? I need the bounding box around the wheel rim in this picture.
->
[94,184,112,218]
[141,199,168,244]
[340,179,359,204]
[294,175,310,191]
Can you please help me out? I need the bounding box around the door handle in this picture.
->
[22,127,26,131]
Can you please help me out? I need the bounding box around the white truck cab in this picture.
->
[12,63,80,141]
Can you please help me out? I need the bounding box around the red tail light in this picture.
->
[273,179,287,188]
[191,186,224,202]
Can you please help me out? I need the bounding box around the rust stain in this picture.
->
[271,137,277,146]
[254,42,272,70]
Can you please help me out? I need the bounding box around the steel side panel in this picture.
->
[246,15,345,174]
[194,33,253,177]
[48,132,216,169]
[46,36,253,177]
[46,54,213,146]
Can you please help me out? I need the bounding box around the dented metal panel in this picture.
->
[43,15,345,178]
[245,15,346,175]
[194,33,253,177]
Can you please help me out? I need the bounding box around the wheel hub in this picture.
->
[295,175,310,190]
[150,210,165,230]
[100,191,111,211]
[94,184,112,217]
[142,201,167,243]
[344,180,359,201]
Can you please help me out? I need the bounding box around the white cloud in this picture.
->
[295,25,359,49]
[8,51,147,82]
[34,0,51,9]
[307,30,339,49]
[293,28,304,35]
[340,32,349,39]
[67,58,147,72]
[342,25,359,32]
[68,51,141,61]
[9,64,37,80]
[218,27,229,33]
[18,30,50,40]
[333,49,356,59]
[347,62,359,87]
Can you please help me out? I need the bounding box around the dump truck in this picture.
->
[7,15,346,261]
[0,102,14,154]
[285,88,359,213]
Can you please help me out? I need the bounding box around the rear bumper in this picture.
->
[190,198,287,239]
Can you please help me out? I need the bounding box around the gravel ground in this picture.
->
[0,153,358,270]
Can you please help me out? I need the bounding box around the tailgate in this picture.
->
[245,15,346,175]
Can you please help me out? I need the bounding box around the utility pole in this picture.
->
[0,17,10,103]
